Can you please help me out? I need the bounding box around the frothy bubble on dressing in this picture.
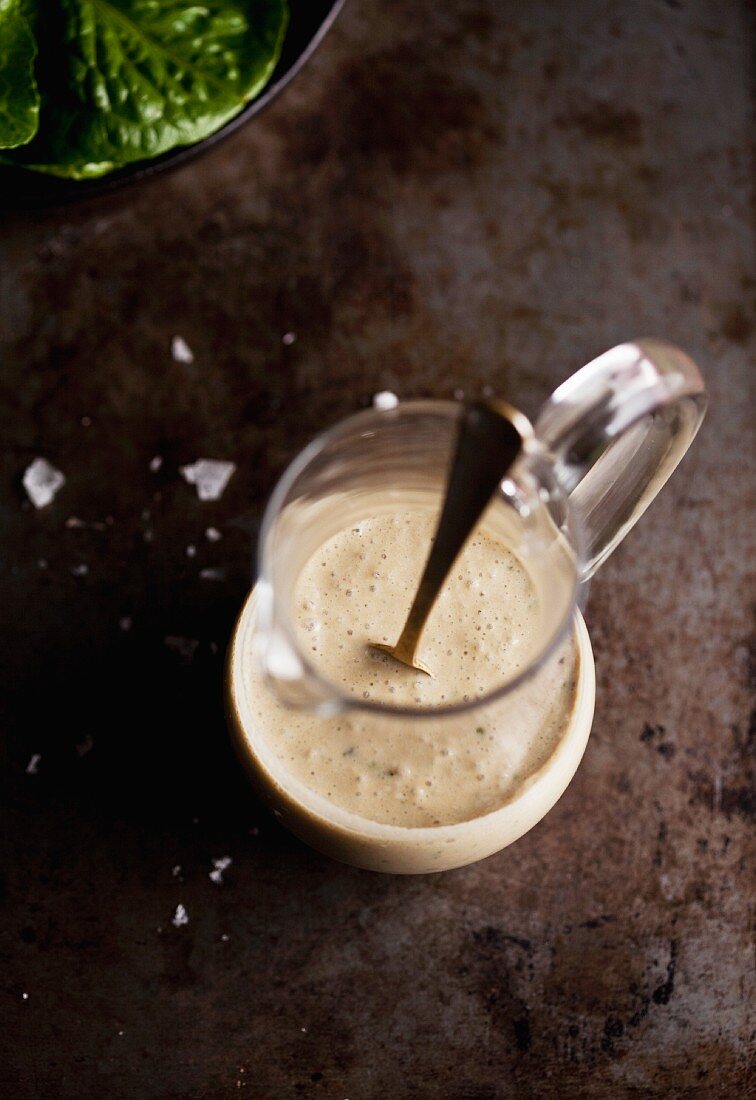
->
[243,508,579,827]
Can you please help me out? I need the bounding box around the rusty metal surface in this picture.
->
[0,1,753,1096]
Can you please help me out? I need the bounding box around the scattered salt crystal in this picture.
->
[209,642,219,655]
[71,564,89,577]
[454,387,465,400]
[80,416,92,427]
[205,527,222,542]
[220,933,230,942]
[143,529,154,543]
[66,517,106,531]
[209,856,232,885]
[164,636,199,663]
[119,616,132,632]
[482,384,494,397]
[171,865,181,878]
[282,332,297,346]
[200,567,225,581]
[118,1030,124,1036]
[372,391,398,410]
[76,735,94,757]
[149,455,163,473]
[171,335,194,364]
[301,1027,307,1033]
[37,559,47,570]
[23,458,65,509]
[171,904,189,928]
[180,459,236,502]
[186,544,197,558]
[22,993,29,1001]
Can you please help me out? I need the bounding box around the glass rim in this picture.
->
[257,399,583,719]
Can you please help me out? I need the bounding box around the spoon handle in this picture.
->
[393,401,524,663]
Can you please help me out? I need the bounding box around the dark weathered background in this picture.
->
[1,1,753,1096]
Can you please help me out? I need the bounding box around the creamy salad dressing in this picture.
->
[235,508,580,829]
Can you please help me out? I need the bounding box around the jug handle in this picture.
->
[533,339,707,580]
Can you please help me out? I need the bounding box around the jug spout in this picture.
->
[254,581,344,715]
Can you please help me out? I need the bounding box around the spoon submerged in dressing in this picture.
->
[368,400,528,676]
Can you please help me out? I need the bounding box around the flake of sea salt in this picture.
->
[71,564,89,577]
[220,933,230,942]
[172,904,189,928]
[65,516,106,531]
[23,458,65,509]
[454,387,465,400]
[180,459,236,502]
[149,455,163,473]
[171,335,194,364]
[26,754,41,775]
[80,416,92,427]
[22,992,29,1001]
[200,567,225,581]
[164,636,199,663]
[186,544,197,558]
[372,391,398,410]
[171,865,181,878]
[205,527,222,542]
[209,856,232,885]
[282,332,297,346]
[119,616,132,632]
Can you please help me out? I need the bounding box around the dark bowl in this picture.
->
[0,0,344,209]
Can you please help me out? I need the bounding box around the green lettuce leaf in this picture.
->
[8,0,287,178]
[0,0,40,148]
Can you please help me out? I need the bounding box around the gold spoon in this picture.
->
[369,400,527,676]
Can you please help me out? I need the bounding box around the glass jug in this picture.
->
[227,339,706,873]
